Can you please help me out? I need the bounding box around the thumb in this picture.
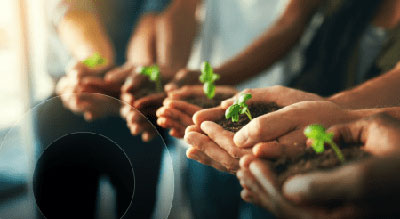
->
[282,164,362,204]
[105,65,133,84]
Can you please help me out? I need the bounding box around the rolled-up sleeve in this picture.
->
[142,0,171,13]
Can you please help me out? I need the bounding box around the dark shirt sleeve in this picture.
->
[142,0,171,13]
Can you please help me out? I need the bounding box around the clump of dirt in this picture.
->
[215,102,281,133]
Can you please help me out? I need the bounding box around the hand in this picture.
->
[56,61,121,121]
[164,68,202,92]
[184,120,251,174]
[157,85,236,138]
[237,155,367,219]
[327,113,400,156]
[120,73,166,142]
[220,86,324,109]
[233,101,359,159]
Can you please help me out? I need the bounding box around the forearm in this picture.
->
[155,0,198,79]
[126,14,157,67]
[329,67,400,109]
[58,8,115,66]
[215,0,321,85]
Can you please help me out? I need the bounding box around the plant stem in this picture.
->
[155,78,162,92]
[244,109,253,120]
[329,141,345,163]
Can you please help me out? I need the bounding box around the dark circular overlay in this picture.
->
[0,94,173,219]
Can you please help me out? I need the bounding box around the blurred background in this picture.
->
[0,0,54,217]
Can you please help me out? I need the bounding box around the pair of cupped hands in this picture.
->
[159,84,400,218]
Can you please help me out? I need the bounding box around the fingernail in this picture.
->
[234,133,246,147]
[282,176,309,202]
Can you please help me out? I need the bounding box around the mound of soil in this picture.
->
[272,144,372,187]
[133,80,165,99]
[215,102,280,133]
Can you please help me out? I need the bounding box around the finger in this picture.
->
[157,117,186,130]
[249,159,280,199]
[81,76,105,86]
[193,108,225,125]
[220,96,237,109]
[185,132,239,173]
[164,83,179,93]
[239,154,257,169]
[141,130,156,142]
[169,128,185,139]
[327,121,368,145]
[122,74,147,93]
[157,107,194,126]
[185,125,202,135]
[105,65,133,84]
[167,85,203,99]
[163,100,201,116]
[282,164,362,205]
[186,148,230,172]
[201,121,250,158]
[234,110,295,148]
[252,141,287,159]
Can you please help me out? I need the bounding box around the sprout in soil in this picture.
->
[83,52,107,68]
[136,65,162,92]
[199,61,220,99]
[225,93,253,122]
[304,124,345,163]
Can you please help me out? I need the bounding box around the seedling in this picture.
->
[199,61,220,99]
[83,52,107,68]
[304,124,345,163]
[136,65,162,92]
[225,93,253,122]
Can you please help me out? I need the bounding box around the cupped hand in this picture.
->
[157,85,236,138]
[237,155,366,219]
[326,113,400,156]
[56,61,122,121]
[184,120,251,173]
[120,72,166,142]
[220,86,324,109]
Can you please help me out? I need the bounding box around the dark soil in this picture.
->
[183,93,234,109]
[133,80,165,99]
[272,144,372,187]
[215,102,281,133]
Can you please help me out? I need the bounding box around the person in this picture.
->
[34,0,171,218]
[157,0,290,218]
[237,113,400,218]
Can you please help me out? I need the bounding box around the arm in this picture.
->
[57,0,115,68]
[214,0,322,85]
[329,66,400,109]
[126,14,157,67]
[155,0,198,79]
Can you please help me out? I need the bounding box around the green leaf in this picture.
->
[225,104,240,119]
[211,74,220,83]
[204,82,216,99]
[83,52,106,68]
[137,65,160,82]
[232,113,239,122]
[201,61,213,76]
[311,139,325,153]
[238,93,252,104]
[240,106,248,114]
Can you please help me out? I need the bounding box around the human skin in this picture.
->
[237,114,400,218]
[156,85,237,138]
